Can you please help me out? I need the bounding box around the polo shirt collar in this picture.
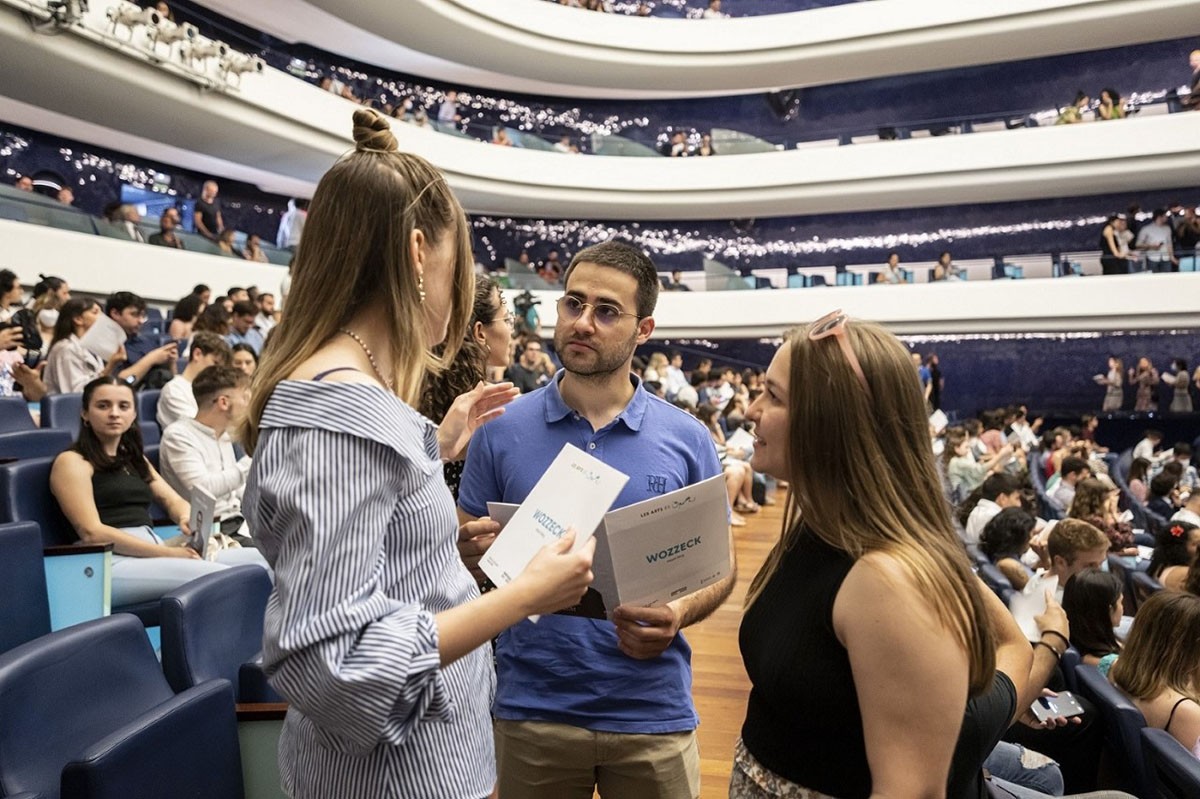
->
[542,369,648,432]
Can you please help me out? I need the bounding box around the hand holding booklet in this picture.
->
[486,472,732,620]
[79,313,126,362]
[480,444,629,617]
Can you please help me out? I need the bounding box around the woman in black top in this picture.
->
[737,311,994,798]
[50,376,267,605]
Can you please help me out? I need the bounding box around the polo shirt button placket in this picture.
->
[587,442,596,451]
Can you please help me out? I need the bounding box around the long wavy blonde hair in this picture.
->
[239,109,474,451]
[746,319,996,695]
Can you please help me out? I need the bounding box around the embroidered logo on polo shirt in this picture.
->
[647,475,668,494]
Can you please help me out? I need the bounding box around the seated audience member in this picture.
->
[944,426,1013,499]
[979,508,1038,590]
[1108,592,1200,758]
[50,377,268,605]
[160,367,253,545]
[148,208,185,249]
[109,205,145,242]
[1149,521,1200,591]
[931,251,965,281]
[1127,457,1152,504]
[664,270,691,291]
[697,404,756,527]
[1148,472,1180,522]
[1055,91,1090,125]
[254,293,278,335]
[191,284,212,305]
[1061,568,1123,669]
[1165,443,1199,490]
[106,292,178,389]
[216,229,240,257]
[1133,428,1168,463]
[1068,477,1134,553]
[167,293,205,341]
[875,251,903,284]
[225,301,265,354]
[1025,519,1111,604]
[242,233,269,263]
[157,332,232,428]
[696,134,716,157]
[1096,87,1125,120]
[226,287,249,304]
[1173,491,1200,527]
[230,343,258,377]
[193,303,231,337]
[965,473,1024,545]
[43,298,125,395]
[14,175,32,191]
[11,274,70,360]
[1052,456,1090,513]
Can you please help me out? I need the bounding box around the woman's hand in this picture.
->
[511,529,595,617]
[437,382,519,462]
[158,544,200,559]
[0,326,23,351]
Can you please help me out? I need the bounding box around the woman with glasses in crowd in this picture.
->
[238,109,593,799]
[421,274,517,499]
[736,309,995,798]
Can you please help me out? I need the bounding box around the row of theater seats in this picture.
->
[0,521,282,798]
[0,392,162,459]
[971,543,1198,796]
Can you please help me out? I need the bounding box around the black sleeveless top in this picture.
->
[739,528,867,797]
[90,464,154,530]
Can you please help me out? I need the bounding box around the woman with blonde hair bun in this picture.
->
[736,310,995,798]
[240,109,595,798]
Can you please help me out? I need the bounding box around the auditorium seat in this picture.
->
[41,393,82,431]
[0,614,244,799]
[0,428,73,460]
[978,562,1015,605]
[143,308,164,336]
[1075,664,1152,797]
[160,565,282,703]
[136,390,161,429]
[1142,727,1200,798]
[1130,571,1163,611]
[0,456,161,627]
[0,397,35,432]
[0,521,52,655]
[1060,647,1081,692]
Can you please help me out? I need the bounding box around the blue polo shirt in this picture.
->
[458,371,722,733]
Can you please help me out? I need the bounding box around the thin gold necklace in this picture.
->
[338,328,395,392]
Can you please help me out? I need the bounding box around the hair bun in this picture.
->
[352,108,398,153]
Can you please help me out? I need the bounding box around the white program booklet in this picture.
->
[480,444,629,597]
[188,485,217,559]
[80,313,127,362]
[725,427,756,456]
[486,473,731,619]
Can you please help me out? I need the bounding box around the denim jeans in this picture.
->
[984,741,1064,796]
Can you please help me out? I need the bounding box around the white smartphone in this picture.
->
[1031,691,1085,723]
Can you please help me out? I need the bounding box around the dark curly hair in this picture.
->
[420,275,500,424]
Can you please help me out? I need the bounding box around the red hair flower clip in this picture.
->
[1170,525,1185,538]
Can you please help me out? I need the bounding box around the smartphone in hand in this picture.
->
[1031,691,1085,723]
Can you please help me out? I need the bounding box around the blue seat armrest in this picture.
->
[5,793,45,799]
[43,543,112,630]
[61,679,243,799]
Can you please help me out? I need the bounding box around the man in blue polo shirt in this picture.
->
[458,241,734,799]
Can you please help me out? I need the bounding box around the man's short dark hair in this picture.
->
[1174,442,1193,458]
[192,283,210,295]
[227,286,244,298]
[189,331,232,365]
[191,365,249,403]
[1144,429,1163,441]
[981,473,1021,501]
[258,292,274,303]
[1150,472,1178,498]
[668,349,681,361]
[562,241,659,318]
[0,270,18,296]
[1060,456,1089,479]
[105,291,146,315]
[231,301,257,318]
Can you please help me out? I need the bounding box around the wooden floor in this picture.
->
[689,493,784,798]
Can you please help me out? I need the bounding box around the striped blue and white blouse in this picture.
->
[243,380,495,799]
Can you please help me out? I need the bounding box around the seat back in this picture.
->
[135,390,161,432]
[1075,664,1151,796]
[160,566,273,698]
[41,393,83,431]
[1060,647,1081,692]
[0,615,174,799]
[1142,727,1200,798]
[0,456,75,546]
[1131,571,1164,611]
[0,521,51,654]
[0,428,74,460]
[978,562,1015,605]
[0,397,36,432]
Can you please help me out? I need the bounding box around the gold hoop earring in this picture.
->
[418,274,426,304]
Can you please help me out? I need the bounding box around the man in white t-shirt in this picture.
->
[1171,492,1200,527]
[965,473,1024,545]
[156,332,231,429]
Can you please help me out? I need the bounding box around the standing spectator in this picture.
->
[1099,214,1137,274]
[437,90,461,124]
[275,198,307,251]
[148,208,185,249]
[1128,357,1159,412]
[1135,208,1179,272]
[193,180,224,241]
[926,353,944,411]
[1174,206,1200,251]
[225,301,264,354]
[159,366,255,545]
[913,353,932,405]
[156,332,231,429]
[242,233,269,263]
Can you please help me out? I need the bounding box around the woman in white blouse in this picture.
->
[43,298,125,395]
